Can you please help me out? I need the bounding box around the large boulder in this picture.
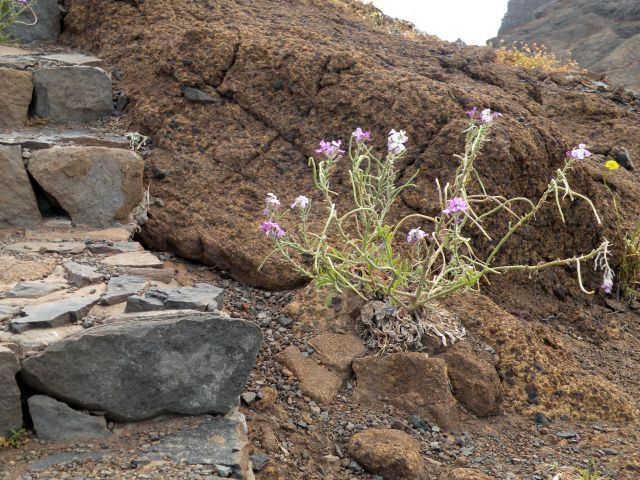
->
[27,146,144,227]
[0,68,33,128]
[348,429,428,480]
[20,311,263,422]
[352,353,460,428]
[0,145,41,228]
[28,395,111,441]
[33,66,112,123]
[0,346,22,436]
[5,0,62,43]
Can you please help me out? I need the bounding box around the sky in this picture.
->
[370,0,510,46]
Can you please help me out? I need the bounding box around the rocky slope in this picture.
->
[497,0,640,92]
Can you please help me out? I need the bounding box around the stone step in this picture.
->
[0,49,114,126]
[0,129,131,150]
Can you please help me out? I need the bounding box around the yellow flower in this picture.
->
[605,160,620,170]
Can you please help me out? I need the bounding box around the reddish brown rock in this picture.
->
[274,346,342,403]
[352,353,459,428]
[441,342,501,417]
[348,429,429,480]
[308,332,366,379]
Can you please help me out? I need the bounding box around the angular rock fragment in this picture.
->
[5,281,65,299]
[181,86,224,104]
[27,146,144,227]
[274,345,342,403]
[0,68,33,128]
[88,241,143,254]
[146,412,250,478]
[10,294,101,333]
[28,395,111,441]
[0,305,19,321]
[33,67,112,123]
[63,261,104,287]
[125,283,224,313]
[100,275,148,306]
[20,311,263,421]
[308,333,366,379]
[0,145,41,228]
[0,346,22,436]
[102,251,163,268]
[352,353,459,428]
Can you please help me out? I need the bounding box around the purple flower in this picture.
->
[291,195,310,210]
[480,108,502,124]
[352,127,372,143]
[406,228,428,244]
[260,220,285,238]
[465,106,478,118]
[263,192,281,215]
[315,139,344,157]
[570,144,591,160]
[601,277,613,294]
[388,129,408,155]
[443,197,469,215]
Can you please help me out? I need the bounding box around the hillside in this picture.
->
[498,0,640,92]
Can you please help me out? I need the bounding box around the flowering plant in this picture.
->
[260,111,612,347]
[0,0,36,43]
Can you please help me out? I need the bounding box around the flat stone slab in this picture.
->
[0,45,36,56]
[100,275,148,306]
[26,226,133,242]
[10,293,101,333]
[88,241,144,254]
[0,325,82,351]
[40,53,102,67]
[0,346,22,436]
[0,305,19,321]
[29,395,111,441]
[7,241,87,255]
[126,283,224,313]
[20,311,263,422]
[0,145,41,228]
[102,251,163,268]
[5,281,66,299]
[0,130,130,150]
[29,452,111,472]
[119,267,176,283]
[146,413,250,477]
[33,66,113,123]
[63,261,104,287]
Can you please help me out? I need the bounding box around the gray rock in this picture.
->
[64,262,104,287]
[250,453,270,472]
[0,346,22,436]
[0,145,41,228]
[40,53,102,67]
[100,275,148,306]
[8,241,87,255]
[0,305,19,321]
[0,130,130,150]
[120,267,176,283]
[28,395,111,441]
[88,241,143,255]
[5,0,61,43]
[27,147,144,227]
[6,281,65,299]
[29,452,111,472]
[10,294,101,333]
[181,86,224,105]
[149,412,250,477]
[0,325,83,351]
[125,284,224,313]
[101,251,162,268]
[20,311,263,422]
[33,67,113,123]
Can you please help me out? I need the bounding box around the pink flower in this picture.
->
[465,106,478,118]
[291,195,310,210]
[480,108,502,124]
[388,129,408,154]
[407,228,428,244]
[260,220,285,238]
[570,144,591,160]
[315,139,344,157]
[352,127,372,143]
[263,193,281,215]
[443,197,468,215]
